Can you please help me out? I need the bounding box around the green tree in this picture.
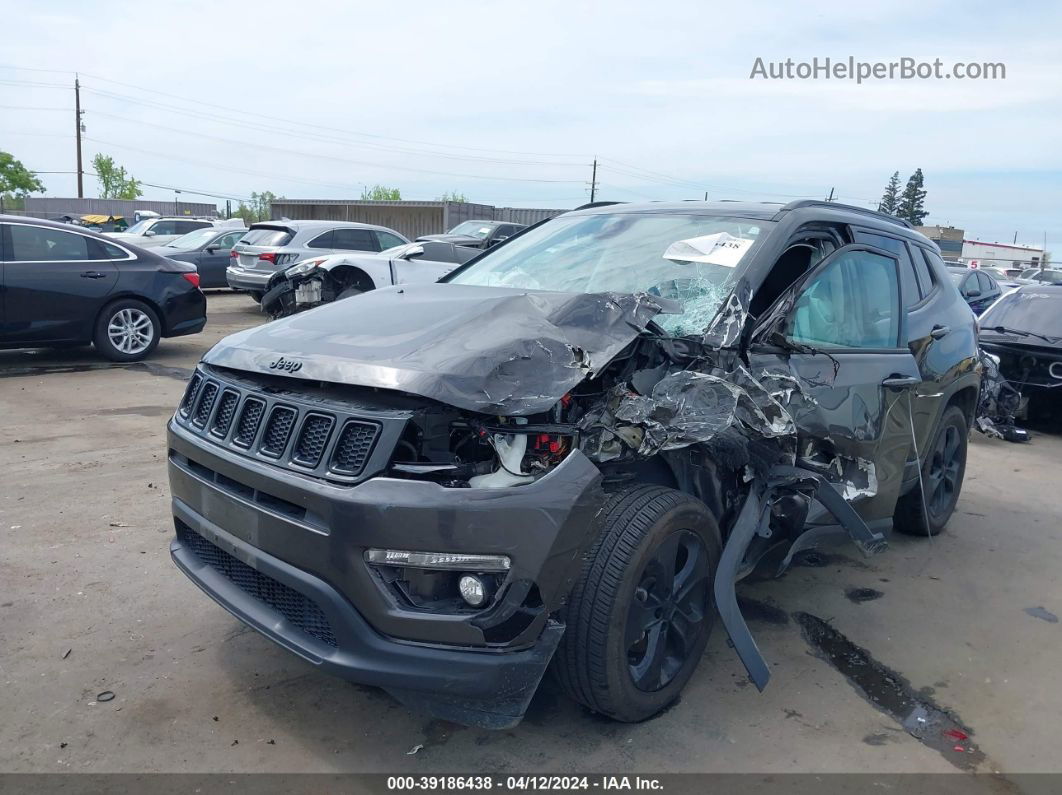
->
[897,168,928,226]
[360,184,402,201]
[0,150,45,204]
[877,171,900,216]
[93,154,142,199]
[437,190,468,203]
[250,190,277,221]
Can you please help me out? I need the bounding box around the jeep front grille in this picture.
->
[172,368,386,484]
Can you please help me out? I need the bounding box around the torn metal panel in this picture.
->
[715,464,888,690]
[203,283,666,415]
[974,348,1028,443]
[702,280,753,350]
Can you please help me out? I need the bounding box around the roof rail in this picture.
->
[773,200,913,229]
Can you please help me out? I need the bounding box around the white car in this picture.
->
[260,240,480,317]
[106,217,245,249]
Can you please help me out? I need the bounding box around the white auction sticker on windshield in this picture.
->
[663,233,753,267]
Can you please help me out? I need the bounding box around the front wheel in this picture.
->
[553,485,721,722]
[94,299,161,362]
[893,405,968,536]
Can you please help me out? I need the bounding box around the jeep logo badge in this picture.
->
[268,356,303,373]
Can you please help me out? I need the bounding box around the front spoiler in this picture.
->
[171,500,564,729]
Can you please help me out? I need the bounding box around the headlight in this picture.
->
[284,259,326,278]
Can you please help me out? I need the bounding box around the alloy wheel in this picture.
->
[107,308,154,355]
[927,424,963,517]
[626,530,711,692]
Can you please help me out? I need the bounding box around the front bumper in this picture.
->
[167,417,605,726]
[226,266,273,292]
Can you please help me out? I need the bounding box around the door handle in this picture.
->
[80,271,107,279]
[930,324,950,340]
[882,374,921,389]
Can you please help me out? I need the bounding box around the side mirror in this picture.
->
[965,288,981,298]
[403,245,425,260]
[491,236,509,246]
[144,229,156,237]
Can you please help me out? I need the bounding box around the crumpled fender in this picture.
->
[713,464,888,690]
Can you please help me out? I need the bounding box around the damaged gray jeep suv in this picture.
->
[168,200,980,728]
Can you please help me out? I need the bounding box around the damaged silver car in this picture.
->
[168,200,981,728]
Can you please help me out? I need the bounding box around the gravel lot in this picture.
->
[2,291,1060,777]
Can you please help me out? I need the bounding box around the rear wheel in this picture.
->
[337,286,364,301]
[93,299,161,362]
[894,405,968,536]
[554,485,721,722]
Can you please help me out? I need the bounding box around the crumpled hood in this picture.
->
[202,283,665,414]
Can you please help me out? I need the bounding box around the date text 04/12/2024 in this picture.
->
[386,777,664,791]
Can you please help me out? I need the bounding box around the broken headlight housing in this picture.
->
[284,258,326,278]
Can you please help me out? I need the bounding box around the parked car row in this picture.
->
[0,214,206,361]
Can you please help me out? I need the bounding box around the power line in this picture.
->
[72,71,589,159]
[79,98,584,168]
[24,169,252,203]
[80,131,583,184]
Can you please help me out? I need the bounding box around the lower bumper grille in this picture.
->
[176,522,337,647]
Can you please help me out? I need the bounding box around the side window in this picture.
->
[976,272,995,293]
[332,228,378,251]
[218,231,244,248]
[853,230,919,307]
[493,224,516,239]
[911,247,935,296]
[94,239,128,259]
[307,231,334,249]
[959,274,975,296]
[785,248,900,349]
[10,224,91,261]
[376,231,406,250]
[175,220,209,234]
[151,221,179,236]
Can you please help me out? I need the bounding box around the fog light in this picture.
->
[459,574,489,607]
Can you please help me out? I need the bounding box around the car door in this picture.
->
[748,244,920,529]
[199,230,244,288]
[0,222,119,343]
[389,241,464,285]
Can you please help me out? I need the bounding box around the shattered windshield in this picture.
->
[447,213,769,336]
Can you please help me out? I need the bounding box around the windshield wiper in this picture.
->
[982,325,1060,344]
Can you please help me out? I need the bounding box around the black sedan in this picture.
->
[0,214,206,362]
[156,226,247,288]
[948,267,1002,314]
[979,285,1062,420]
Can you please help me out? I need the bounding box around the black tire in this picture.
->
[554,485,721,722]
[93,299,161,363]
[249,292,263,304]
[894,405,968,536]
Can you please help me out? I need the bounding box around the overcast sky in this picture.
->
[2,0,1060,250]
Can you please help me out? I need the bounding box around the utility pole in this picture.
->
[226,199,231,220]
[704,192,708,202]
[589,158,597,203]
[74,75,84,198]
[826,187,835,202]
[174,190,181,216]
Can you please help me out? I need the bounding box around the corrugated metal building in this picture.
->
[269,199,569,240]
[21,197,219,221]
